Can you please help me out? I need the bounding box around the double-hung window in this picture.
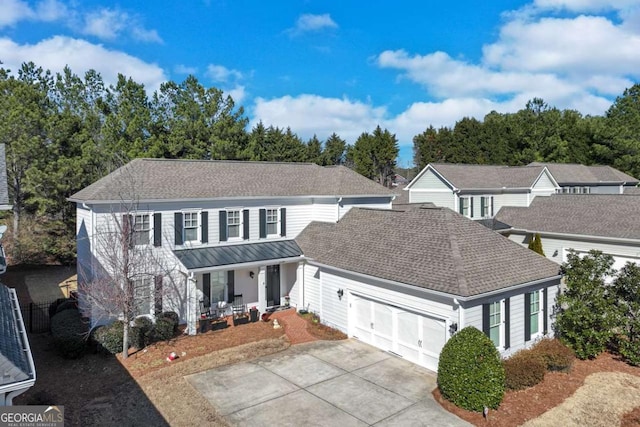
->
[183,212,199,242]
[459,197,471,218]
[481,196,493,218]
[266,208,278,235]
[489,301,502,348]
[133,277,152,316]
[133,214,151,245]
[527,290,544,339]
[227,210,241,239]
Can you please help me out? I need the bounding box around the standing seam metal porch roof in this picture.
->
[174,240,303,270]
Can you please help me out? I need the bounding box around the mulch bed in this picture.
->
[434,352,640,426]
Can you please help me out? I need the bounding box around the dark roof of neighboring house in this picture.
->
[529,162,638,185]
[496,194,640,240]
[0,284,32,386]
[296,207,560,298]
[174,240,303,270]
[427,163,549,190]
[0,144,10,208]
[476,218,513,231]
[69,159,393,203]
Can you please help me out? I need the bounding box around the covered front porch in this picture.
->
[174,240,304,334]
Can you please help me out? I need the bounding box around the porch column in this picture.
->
[186,274,198,335]
[296,263,304,310]
[280,264,287,306]
[258,266,267,313]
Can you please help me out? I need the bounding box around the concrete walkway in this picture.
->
[185,339,471,426]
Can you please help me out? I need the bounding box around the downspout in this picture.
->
[454,298,464,334]
[337,197,343,221]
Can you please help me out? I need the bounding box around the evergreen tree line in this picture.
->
[413,93,640,180]
[0,62,398,264]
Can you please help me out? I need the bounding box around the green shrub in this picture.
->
[55,299,78,315]
[48,298,68,319]
[51,309,88,359]
[437,327,505,411]
[160,311,179,332]
[503,350,546,390]
[153,317,175,341]
[93,320,125,354]
[617,336,640,366]
[129,316,154,349]
[530,338,575,372]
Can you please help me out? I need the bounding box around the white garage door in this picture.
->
[349,294,446,371]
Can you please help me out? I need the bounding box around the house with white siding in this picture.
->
[295,206,561,371]
[69,159,394,335]
[495,194,640,271]
[405,163,559,219]
[529,162,638,194]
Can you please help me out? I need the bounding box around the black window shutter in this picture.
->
[490,197,495,217]
[482,303,490,337]
[201,211,208,243]
[259,209,266,238]
[243,209,250,240]
[219,211,227,242]
[174,212,183,245]
[227,270,235,303]
[154,275,163,315]
[470,197,474,218]
[459,198,464,214]
[504,297,510,349]
[543,288,548,334]
[202,273,211,305]
[154,213,162,247]
[481,197,485,216]
[524,292,531,342]
[280,208,287,237]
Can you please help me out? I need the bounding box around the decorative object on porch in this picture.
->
[284,295,290,306]
[232,294,247,326]
[199,319,210,333]
[261,312,271,322]
[337,288,344,300]
[249,306,259,322]
[199,299,213,319]
[211,318,228,331]
[233,313,250,326]
[166,351,178,362]
[273,319,281,329]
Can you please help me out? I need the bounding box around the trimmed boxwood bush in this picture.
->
[51,309,88,359]
[437,327,505,411]
[153,317,175,341]
[93,320,125,354]
[503,349,546,390]
[129,316,155,349]
[530,338,575,372]
[160,311,179,332]
[55,299,78,315]
[48,298,69,319]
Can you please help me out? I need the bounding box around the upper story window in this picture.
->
[227,210,241,239]
[133,214,151,245]
[266,209,278,235]
[480,196,494,218]
[183,212,199,242]
[459,197,472,218]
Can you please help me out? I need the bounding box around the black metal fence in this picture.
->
[20,299,57,333]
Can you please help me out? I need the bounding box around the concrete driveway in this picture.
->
[185,339,471,426]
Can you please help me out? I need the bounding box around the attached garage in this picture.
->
[350,293,446,371]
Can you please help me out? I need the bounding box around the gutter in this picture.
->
[499,227,640,247]
[182,255,305,274]
[67,194,395,205]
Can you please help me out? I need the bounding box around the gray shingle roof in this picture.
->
[0,283,31,385]
[174,240,303,270]
[0,144,10,208]
[496,194,640,240]
[69,159,393,202]
[295,207,560,298]
[529,162,638,185]
[429,163,548,190]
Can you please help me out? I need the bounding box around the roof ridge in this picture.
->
[444,210,470,296]
[136,158,319,166]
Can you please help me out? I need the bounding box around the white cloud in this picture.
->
[0,36,167,92]
[206,64,243,83]
[174,64,198,75]
[131,27,163,44]
[227,85,246,104]
[82,9,126,40]
[287,13,338,36]
[34,0,68,22]
[252,94,386,142]
[532,0,639,12]
[0,0,34,27]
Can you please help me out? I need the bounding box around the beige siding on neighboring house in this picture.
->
[410,191,456,208]
[410,169,451,190]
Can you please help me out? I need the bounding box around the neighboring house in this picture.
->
[69,159,394,335]
[295,206,561,371]
[529,162,639,194]
[0,144,11,273]
[405,163,559,219]
[0,280,35,406]
[495,194,640,271]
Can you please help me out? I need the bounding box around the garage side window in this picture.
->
[483,299,509,349]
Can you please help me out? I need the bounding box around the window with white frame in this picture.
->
[227,210,241,239]
[459,197,470,217]
[183,212,199,242]
[529,290,543,337]
[481,196,493,218]
[133,214,151,245]
[489,301,502,347]
[133,277,152,316]
[266,208,278,235]
[211,271,227,303]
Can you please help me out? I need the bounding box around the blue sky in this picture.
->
[1,0,640,166]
